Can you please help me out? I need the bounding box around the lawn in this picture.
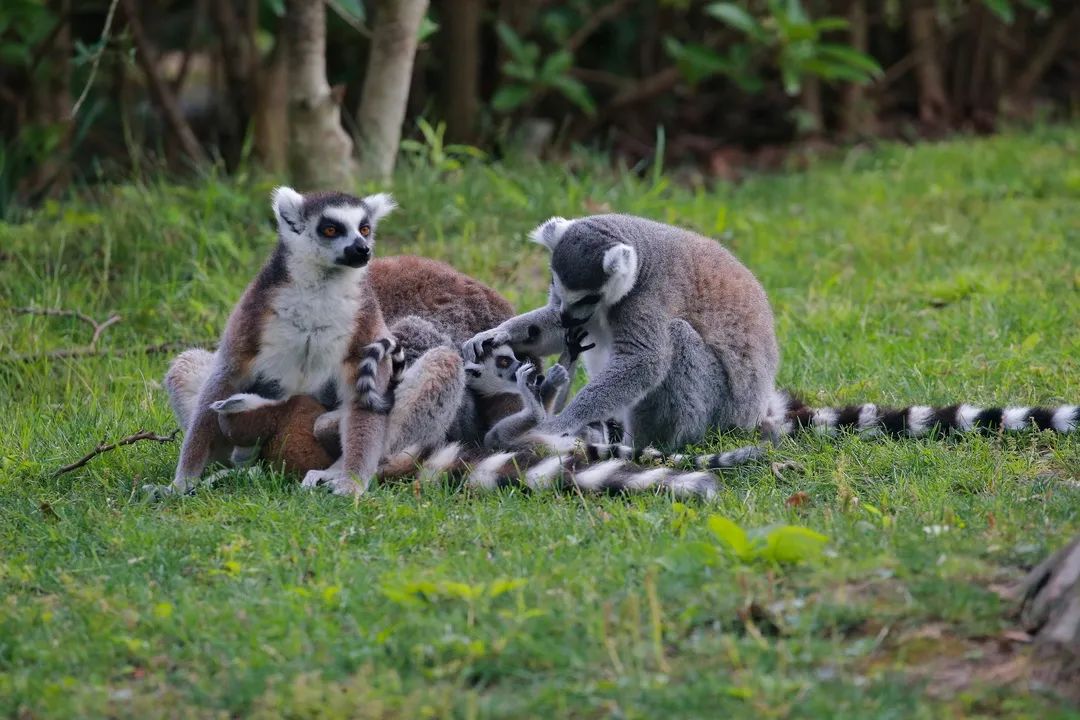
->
[1,127,1078,718]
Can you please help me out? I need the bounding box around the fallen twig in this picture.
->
[3,339,214,364]
[55,429,180,477]
[13,306,123,349]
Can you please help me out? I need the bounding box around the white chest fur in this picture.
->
[582,313,614,380]
[250,278,362,396]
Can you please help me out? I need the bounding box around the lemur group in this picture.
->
[147,187,1079,500]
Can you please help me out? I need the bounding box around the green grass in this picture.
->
[2,127,1079,718]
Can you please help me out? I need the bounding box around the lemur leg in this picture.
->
[158,369,239,495]
[383,345,465,457]
[163,348,214,431]
[630,319,726,450]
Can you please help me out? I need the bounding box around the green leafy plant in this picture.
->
[707,515,830,565]
[666,1,882,95]
[492,23,595,116]
[399,118,486,173]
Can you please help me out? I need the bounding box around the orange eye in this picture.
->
[359,225,371,237]
[321,225,338,237]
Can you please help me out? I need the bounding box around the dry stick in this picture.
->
[3,339,213,364]
[71,0,121,118]
[567,0,633,52]
[55,429,180,477]
[13,306,122,348]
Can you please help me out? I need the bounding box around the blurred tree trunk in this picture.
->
[211,0,256,169]
[440,0,481,144]
[799,76,824,137]
[285,0,356,189]
[356,0,429,179]
[841,0,876,136]
[1014,534,1080,701]
[25,0,72,197]
[908,0,948,130]
[254,25,288,174]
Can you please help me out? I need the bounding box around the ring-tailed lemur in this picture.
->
[462,214,1078,450]
[152,187,401,497]
[161,254,536,492]
[372,341,765,498]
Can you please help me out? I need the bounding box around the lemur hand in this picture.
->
[565,326,595,362]
[462,327,511,363]
[541,363,570,392]
[515,362,539,396]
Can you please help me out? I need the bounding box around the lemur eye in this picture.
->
[496,357,511,369]
[359,225,371,237]
[321,225,338,238]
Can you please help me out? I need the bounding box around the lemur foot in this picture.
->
[313,409,344,440]
[462,329,511,363]
[210,393,279,415]
[301,468,364,497]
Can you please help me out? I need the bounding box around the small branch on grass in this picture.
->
[54,429,180,476]
[3,339,215,364]
[13,306,122,348]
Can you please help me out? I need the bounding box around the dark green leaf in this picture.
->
[706,2,763,37]
[491,84,533,112]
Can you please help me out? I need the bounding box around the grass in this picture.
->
[1,127,1079,718]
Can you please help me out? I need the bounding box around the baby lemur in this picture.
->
[464,214,1077,448]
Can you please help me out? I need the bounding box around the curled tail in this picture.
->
[355,338,406,414]
[374,434,758,499]
[778,391,1078,437]
[164,348,215,429]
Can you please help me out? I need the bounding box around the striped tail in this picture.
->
[373,435,750,499]
[355,338,406,414]
[779,392,1079,438]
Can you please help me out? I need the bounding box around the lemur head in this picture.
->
[464,345,523,396]
[530,215,639,328]
[271,187,396,271]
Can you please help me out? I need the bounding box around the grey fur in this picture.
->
[464,214,780,450]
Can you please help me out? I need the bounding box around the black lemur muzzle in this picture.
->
[338,242,371,268]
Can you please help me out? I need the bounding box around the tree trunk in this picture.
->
[799,76,824,137]
[254,25,288,173]
[840,0,876,137]
[211,0,256,169]
[285,0,356,189]
[356,0,429,179]
[908,0,948,130]
[1013,534,1080,701]
[25,0,72,198]
[440,0,481,144]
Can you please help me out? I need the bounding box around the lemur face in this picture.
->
[531,216,639,328]
[271,187,396,270]
[464,345,523,396]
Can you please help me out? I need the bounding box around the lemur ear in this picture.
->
[271,186,304,233]
[362,193,397,224]
[601,243,639,304]
[529,216,572,251]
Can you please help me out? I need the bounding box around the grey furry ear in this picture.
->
[529,216,573,251]
[271,186,304,233]
[601,243,639,304]
[362,193,397,223]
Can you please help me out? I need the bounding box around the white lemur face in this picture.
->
[464,345,523,396]
[271,187,396,270]
[531,216,639,328]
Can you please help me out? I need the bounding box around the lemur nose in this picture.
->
[340,243,370,267]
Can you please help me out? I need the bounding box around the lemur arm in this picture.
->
[545,326,594,414]
[483,363,556,448]
[463,304,563,362]
[537,321,671,438]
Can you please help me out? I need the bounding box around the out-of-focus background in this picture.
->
[2,0,1076,215]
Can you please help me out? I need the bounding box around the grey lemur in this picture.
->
[463,214,1078,448]
[155,186,403,497]
[163,248,531,492]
